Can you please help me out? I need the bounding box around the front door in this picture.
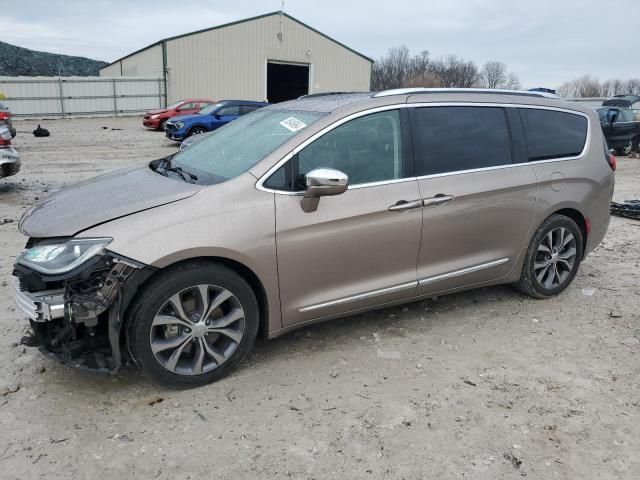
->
[211,105,241,130]
[408,105,537,295]
[270,109,423,327]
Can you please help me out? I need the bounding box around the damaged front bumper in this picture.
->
[13,249,154,373]
[13,277,64,322]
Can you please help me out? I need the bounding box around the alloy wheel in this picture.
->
[149,284,245,375]
[534,227,577,290]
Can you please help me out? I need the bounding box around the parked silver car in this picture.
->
[0,127,20,178]
[13,89,615,387]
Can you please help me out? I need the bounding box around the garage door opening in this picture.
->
[267,62,309,103]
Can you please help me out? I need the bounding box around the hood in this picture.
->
[169,113,201,123]
[147,109,169,115]
[19,165,200,238]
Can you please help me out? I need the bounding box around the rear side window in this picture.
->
[518,109,588,161]
[410,106,512,176]
[241,105,261,115]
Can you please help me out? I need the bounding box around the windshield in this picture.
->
[169,109,325,184]
[198,102,227,115]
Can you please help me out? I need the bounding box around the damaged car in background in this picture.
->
[1,126,20,179]
[13,90,614,388]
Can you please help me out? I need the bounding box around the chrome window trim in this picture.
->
[255,102,592,195]
[298,280,417,313]
[418,258,509,286]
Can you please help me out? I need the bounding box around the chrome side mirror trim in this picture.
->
[301,168,349,212]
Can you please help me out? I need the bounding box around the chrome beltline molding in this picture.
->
[299,258,509,312]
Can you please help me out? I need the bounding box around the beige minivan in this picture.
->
[13,89,615,387]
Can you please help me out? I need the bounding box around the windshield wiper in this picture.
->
[167,166,198,183]
[153,157,198,184]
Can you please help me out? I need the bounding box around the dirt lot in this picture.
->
[0,116,639,479]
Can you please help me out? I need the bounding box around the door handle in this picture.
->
[423,194,454,207]
[388,200,423,212]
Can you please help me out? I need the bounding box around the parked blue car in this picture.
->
[164,100,269,141]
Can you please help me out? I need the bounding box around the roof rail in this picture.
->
[298,92,369,99]
[373,88,560,99]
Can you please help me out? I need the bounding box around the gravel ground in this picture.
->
[0,117,639,479]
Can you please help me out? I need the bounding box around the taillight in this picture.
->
[607,153,617,171]
[0,112,8,120]
[0,137,11,149]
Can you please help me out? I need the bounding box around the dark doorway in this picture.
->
[267,62,309,103]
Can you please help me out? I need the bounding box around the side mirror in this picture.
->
[301,168,349,213]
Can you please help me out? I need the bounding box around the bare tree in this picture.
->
[371,46,415,91]
[557,75,602,98]
[429,55,480,88]
[372,46,520,92]
[481,61,506,89]
[625,78,640,95]
[602,78,625,97]
[479,61,521,90]
[405,71,441,88]
[504,73,522,90]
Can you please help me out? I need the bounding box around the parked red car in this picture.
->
[142,99,215,130]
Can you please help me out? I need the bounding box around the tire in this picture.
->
[127,261,259,388]
[188,126,207,137]
[160,120,168,131]
[514,214,583,299]
[614,141,632,156]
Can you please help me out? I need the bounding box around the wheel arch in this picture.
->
[123,256,271,341]
[552,207,588,256]
[187,124,208,136]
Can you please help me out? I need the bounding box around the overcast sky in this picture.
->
[2,0,636,88]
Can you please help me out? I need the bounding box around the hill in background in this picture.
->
[0,41,108,76]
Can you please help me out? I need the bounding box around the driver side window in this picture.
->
[264,110,405,191]
[299,110,404,187]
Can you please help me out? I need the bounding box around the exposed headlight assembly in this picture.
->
[17,238,112,275]
[150,114,160,119]
[174,121,184,129]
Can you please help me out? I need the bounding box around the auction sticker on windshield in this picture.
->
[280,117,307,132]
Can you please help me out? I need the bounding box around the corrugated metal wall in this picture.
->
[0,77,164,117]
[165,15,371,102]
[99,44,164,78]
[122,45,164,77]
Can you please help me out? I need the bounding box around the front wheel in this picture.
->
[128,262,259,388]
[188,126,207,137]
[160,120,168,131]
[514,214,583,299]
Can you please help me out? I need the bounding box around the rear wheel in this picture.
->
[514,214,583,298]
[614,140,632,156]
[188,126,207,137]
[128,262,259,388]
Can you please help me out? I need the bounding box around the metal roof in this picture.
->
[101,11,373,70]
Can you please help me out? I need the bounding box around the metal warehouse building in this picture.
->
[99,11,372,105]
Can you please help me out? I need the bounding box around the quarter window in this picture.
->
[411,106,513,176]
[518,108,588,161]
